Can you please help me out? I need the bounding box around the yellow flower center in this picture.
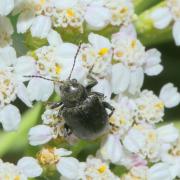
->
[40,0,46,5]
[55,64,62,75]
[98,165,107,173]
[116,51,124,57]
[148,132,157,142]
[131,40,137,48]
[120,7,128,14]
[37,148,59,165]
[154,102,164,110]
[120,117,126,125]
[98,48,109,56]
[66,9,75,17]
[14,176,21,180]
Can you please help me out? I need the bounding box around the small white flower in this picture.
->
[0,157,42,179]
[157,124,179,144]
[85,0,134,30]
[0,16,14,47]
[147,162,172,180]
[17,157,43,178]
[109,99,135,136]
[122,165,148,179]
[28,125,54,146]
[0,0,14,16]
[134,90,164,124]
[111,25,162,95]
[123,128,146,153]
[53,0,86,32]
[99,134,123,163]
[0,46,36,131]
[15,0,55,38]
[151,0,180,46]
[159,83,180,108]
[83,156,119,180]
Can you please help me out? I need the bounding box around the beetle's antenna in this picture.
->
[68,42,82,80]
[24,75,63,83]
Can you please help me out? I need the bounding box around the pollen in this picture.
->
[120,117,126,125]
[98,48,109,56]
[154,102,164,110]
[14,176,21,180]
[40,0,46,5]
[131,40,137,48]
[116,51,124,57]
[148,132,157,142]
[55,64,62,74]
[98,165,107,173]
[120,7,128,14]
[37,148,59,165]
[66,9,75,17]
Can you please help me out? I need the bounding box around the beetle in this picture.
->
[25,44,115,140]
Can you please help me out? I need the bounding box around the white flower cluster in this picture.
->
[0,0,180,180]
[151,0,180,46]
[0,0,135,38]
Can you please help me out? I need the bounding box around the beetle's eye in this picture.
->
[72,79,77,84]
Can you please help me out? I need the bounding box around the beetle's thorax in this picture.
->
[60,79,88,107]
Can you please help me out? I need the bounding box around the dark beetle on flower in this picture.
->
[25,44,115,140]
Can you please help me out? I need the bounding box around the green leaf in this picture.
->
[0,103,43,157]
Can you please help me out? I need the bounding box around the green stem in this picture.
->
[134,0,163,14]
[0,103,42,157]
[135,1,173,46]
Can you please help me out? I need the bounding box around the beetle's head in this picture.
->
[60,79,87,106]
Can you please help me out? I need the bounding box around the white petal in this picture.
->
[123,129,146,153]
[56,157,80,179]
[0,16,14,35]
[112,64,130,94]
[144,49,163,76]
[17,157,42,178]
[17,10,35,33]
[93,79,112,100]
[173,21,180,46]
[47,29,63,47]
[151,8,172,29]
[31,15,51,38]
[27,78,54,101]
[100,134,123,163]
[17,83,32,107]
[0,46,16,67]
[112,24,137,41]
[54,148,72,157]
[54,0,78,9]
[56,43,77,60]
[88,33,111,50]
[85,6,111,30]
[15,56,36,82]
[0,105,21,131]
[157,124,179,143]
[28,125,54,146]
[147,163,172,180]
[160,83,180,108]
[128,68,144,94]
[0,0,14,16]
[145,64,163,76]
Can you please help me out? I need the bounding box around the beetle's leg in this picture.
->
[103,102,115,118]
[90,91,105,100]
[47,101,63,109]
[64,123,72,137]
[86,74,98,91]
